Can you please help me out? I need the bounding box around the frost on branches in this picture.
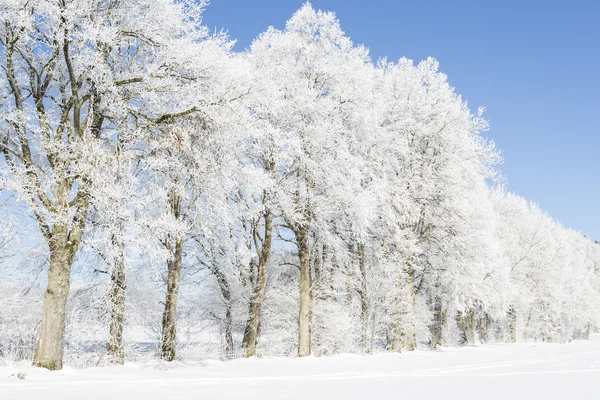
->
[0,2,598,370]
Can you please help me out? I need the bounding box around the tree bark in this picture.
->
[357,242,369,353]
[107,136,127,364]
[370,311,376,354]
[403,267,417,351]
[107,236,126,364]
[242,211,273,357]
[391,317,402,352]
[159,187,184,362]
[33,228,78,370]
[160,234,183,361]
[159,185,185,362]
[479,313,489,343]
[204,260,234,358]
[586,323,591,340]
[391,265,403,353]
[430,294,443,348]
[392,262,417,352]
[456,311,467,345]
[508,306,517,343]
[224,304,234,358]
[297,225,312,357]
[465,309,476,344]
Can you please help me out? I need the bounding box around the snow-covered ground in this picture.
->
[2,336,600,400]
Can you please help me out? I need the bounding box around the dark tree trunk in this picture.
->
[242,210,273,357]
[160,234,183,361]
[160,190,183,361]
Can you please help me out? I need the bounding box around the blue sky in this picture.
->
[203,0,600,241]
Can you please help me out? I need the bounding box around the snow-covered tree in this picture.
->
[0,1,597,369]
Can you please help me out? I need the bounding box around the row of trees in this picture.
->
[0,1,598,370]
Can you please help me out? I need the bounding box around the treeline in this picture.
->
[0,1,598,370]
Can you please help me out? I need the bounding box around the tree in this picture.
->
[0,0,210,370]
[247,3,375,356]
[0,0,598,369]
[373,56,499,350]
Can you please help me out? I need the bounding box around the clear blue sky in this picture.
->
[202,0,600,241]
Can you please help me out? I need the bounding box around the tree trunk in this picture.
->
[586,323,591,340]
[33,230,78,370]
[392,263,417,352]
[224,304,234,358]
[207,261,234,358]
[107,243,126,364]
[297,226,312,357]
[430,295,443,348]
[465,309,476,344]
[242,211,273,357]
[391,319,402,352]
[107,136,127,364]
[160,233,183,361]
[357,242,369,353]
[479,313,489,343]
[370,311,376,354]
[456,311,468,345]
[403,267,417,351]
[391,266,403,353]
[508,306,517,343]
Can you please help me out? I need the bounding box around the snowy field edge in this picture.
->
[2,335,600,399]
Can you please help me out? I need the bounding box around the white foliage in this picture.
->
[0,1,598,367]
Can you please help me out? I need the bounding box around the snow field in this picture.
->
[2,336,600,400]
